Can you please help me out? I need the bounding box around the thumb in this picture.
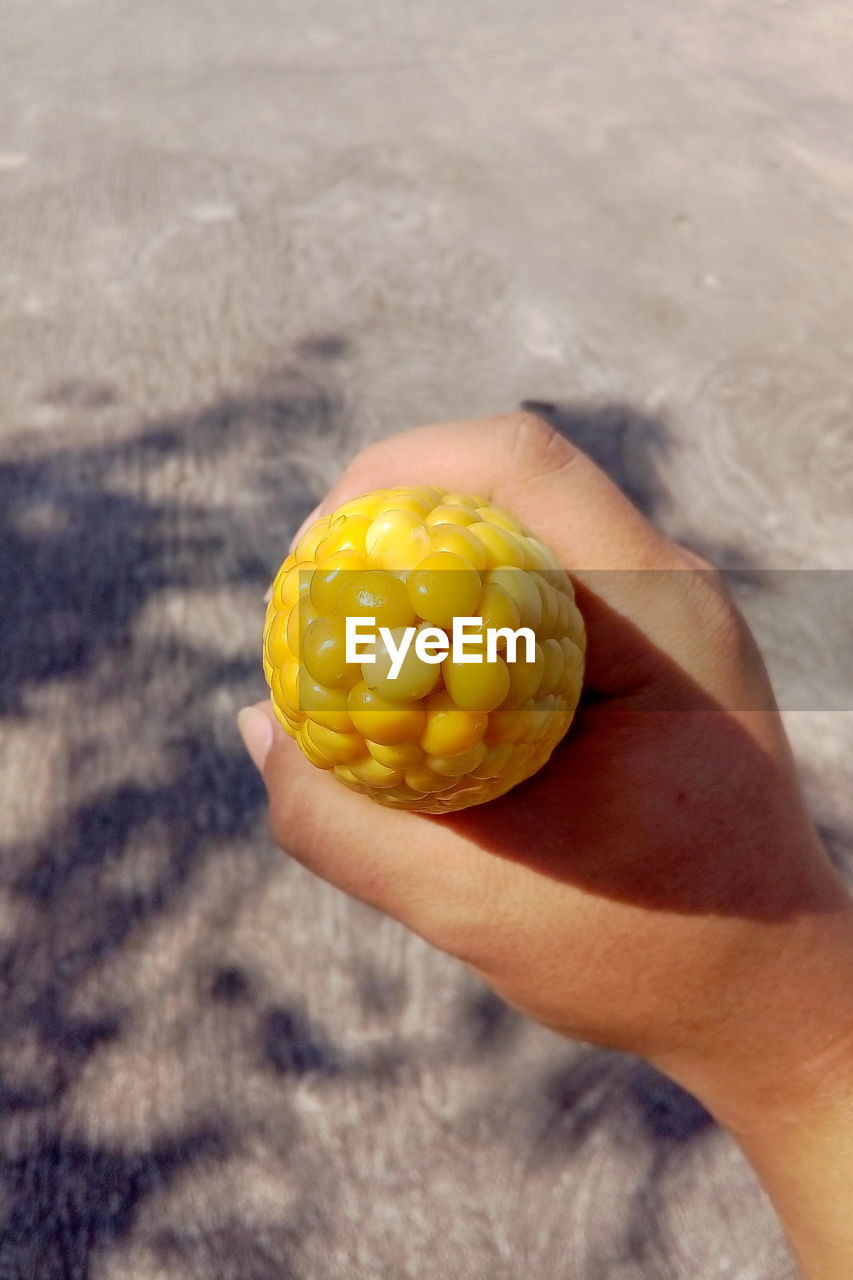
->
[236,702,278,774]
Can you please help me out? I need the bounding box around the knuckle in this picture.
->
[679,560,744,647]
[675,544,723,578]
[643,539,728,581]
[499,410,578,479]
[675,545,729,600]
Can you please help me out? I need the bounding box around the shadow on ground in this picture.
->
[0,376,800,1276]
[0,345,358,1276]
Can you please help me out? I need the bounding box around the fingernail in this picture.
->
[289,504,323,552]
[237,705,275,774]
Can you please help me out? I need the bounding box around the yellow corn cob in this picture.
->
[263,486,585,813]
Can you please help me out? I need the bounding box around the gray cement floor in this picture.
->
[1,2,852,1276]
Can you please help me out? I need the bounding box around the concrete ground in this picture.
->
[1,2,851,1277]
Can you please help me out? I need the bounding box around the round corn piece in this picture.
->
[263,484,585,812]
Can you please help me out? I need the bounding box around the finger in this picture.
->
[311,412,672,572]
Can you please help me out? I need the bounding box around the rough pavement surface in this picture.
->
[1,2,852,1277]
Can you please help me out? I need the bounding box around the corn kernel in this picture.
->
[316,513,372,559]
[361,624,441,703]
[468,521,528,569]
[486,566,542,629]
[310,550,368,615]
[347,756,404,788]
[403,763,458,794]
[504,642,545,707]
[348,680,427,745]
[470,743,515,779]
[332,765,369,794]
[525,536,560,572]
[442,492,485,508]
[425,741,488,777]
[427,523,489,569]
[481,580,521,632]
[280,660,301,710]
[287,602,318,654]
[293,514,333,563]
[335,493,386,521]
[406,552,482,628]
[366,739,423,768]
[334,570,415,631]
[535,575,559,633]
[420,690,487,756]
[302,719,365,766]
[425,504,478,528]
[474,504,523,533]
[276,560,313,610]
[300,678,353,733]
[443,652,510,714]
[564,599,587,653]
[378,492,433,517]
[272,699,299,737]
[561,635,585,685]
[298,721,333,769]
[301,617,361,689]
[540,638,565,696]
[484,703,534,745]
[264,612,292,669]
[366,509,430,569]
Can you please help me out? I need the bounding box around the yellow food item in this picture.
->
[263,486,585,813]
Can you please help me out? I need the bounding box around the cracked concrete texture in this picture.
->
[1,2,851,1277]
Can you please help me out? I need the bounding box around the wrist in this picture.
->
[657,876,853,1133]
[707,979,853,1280]
[653,881,853,1280]
[719,1037,853,1280]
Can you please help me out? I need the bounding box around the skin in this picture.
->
[239,412,853,1280]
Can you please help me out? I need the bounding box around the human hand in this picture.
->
[239,412,853,1140]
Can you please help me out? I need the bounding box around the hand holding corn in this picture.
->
[239,412,853,1280]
